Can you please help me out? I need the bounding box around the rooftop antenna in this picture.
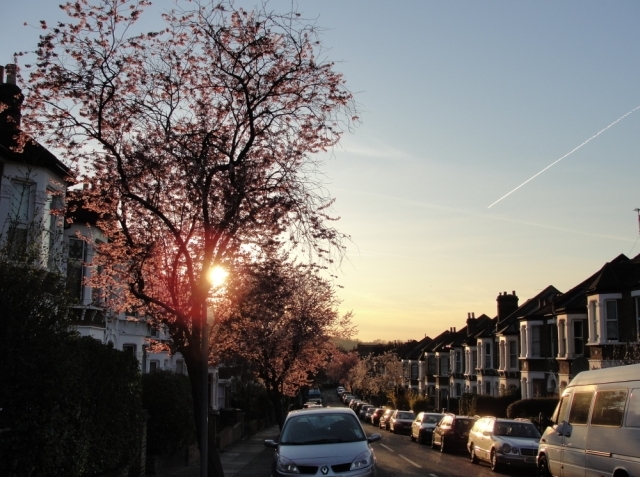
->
[635,209,640,235]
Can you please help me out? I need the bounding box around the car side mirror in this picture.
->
[264,439,278,449]
[368,433,382,443]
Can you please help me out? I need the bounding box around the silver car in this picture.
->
[468,417,540,472]
[265,407,381,477]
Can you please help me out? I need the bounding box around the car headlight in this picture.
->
[276,456,300,474]
[351,450,373,470]
[512,447,519,454]
[501,443,511,454]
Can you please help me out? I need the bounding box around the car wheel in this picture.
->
[538,455,551,477]
[440,436,446,453]
[390,426,395,434]
[470,446,478,464]
[418,432,426,445]
[410,432,416,442]
[490,449,500,472]
[431,436,437,449]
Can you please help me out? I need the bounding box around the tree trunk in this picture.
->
[185,345,225,477]
[266,387,286,430]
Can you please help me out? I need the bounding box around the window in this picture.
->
[484,342,491,369]
[627,389,640,428]
[550,323,558,358]
[122,344,137,355]
[8,181,33,259]
[568,392,594,425]
[485,381,491,395]
[411,363,418,379]
[636,298,640,340]
[66,238,86,300]
[559,320,566,357]
[455,383,461,397]
[574,321,584,356]
[605,300,619,341]
[472,348,478,371]
[589,301,599,342]
[455,351,462,373]
[176,360,185,374]
[428,356,436,375]
[500,342,505,370]
[520,328,527,357]
[149,360,159,373]
[551,395,571,425]
[531,325,542,357]
[509,341,517,369]
[591,390,627,427]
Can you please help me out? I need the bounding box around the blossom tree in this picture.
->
[20,0,356,474]
[214,249,355,428]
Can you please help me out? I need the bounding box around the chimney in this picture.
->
[5,64,17,85]
[0,64,24,135]
[497,290,519,322]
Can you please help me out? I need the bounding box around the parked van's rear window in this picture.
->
[627,389,640,428]
[591,390,627,427]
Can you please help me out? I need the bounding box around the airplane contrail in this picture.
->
[488,105,640,209]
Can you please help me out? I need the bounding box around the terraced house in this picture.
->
[397,255,640,407]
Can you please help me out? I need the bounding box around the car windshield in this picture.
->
[424,415,442,424]
[280,414,366,445]
[396,412,415,420]
[494,422,541,438]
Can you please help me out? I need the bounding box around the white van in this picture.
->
[537,363,640,477]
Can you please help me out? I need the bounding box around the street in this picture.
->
[323,391,536,477]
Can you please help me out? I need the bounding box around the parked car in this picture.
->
[363,407,375,424]
[431,414,476,453]
[410,412,443,444]
[537,363,640,477]
[341,393,353,404]
[379,409,395,431]
[264,407,381,477]
[370,408,385,427]
[389,410,415,434]
[303,402,323,409]
[468,417,540,471]
[359,405,375,421]
[337,386,345,395]
[307,388,323,405]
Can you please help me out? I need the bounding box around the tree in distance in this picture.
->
[214,248,355,428]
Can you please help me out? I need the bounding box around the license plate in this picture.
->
[524,457,535,464]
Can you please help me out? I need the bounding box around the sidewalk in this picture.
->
[169,424,280,477]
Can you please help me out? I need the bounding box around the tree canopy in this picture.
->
[21,0,356,467]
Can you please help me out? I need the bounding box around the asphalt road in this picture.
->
[323,390,537,477]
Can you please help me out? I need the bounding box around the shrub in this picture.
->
[142,370,196,455]
[507,398,559,422]
[0,262,144,477]
[459,393,521,418]
[410,397,432,414]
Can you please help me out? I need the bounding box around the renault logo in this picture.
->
[321,465,329,475]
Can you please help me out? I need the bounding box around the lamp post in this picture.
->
[200,266,228,477]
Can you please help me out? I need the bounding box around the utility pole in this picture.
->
[634,209,640,235]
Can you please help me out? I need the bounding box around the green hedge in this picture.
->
[0,262,144,477]
[459,392,521,417]
[507,398,559,422]
[142,370,196,455]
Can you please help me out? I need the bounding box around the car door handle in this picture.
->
[541,438,546,443]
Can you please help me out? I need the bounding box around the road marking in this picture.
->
[430,474,438,477]
[399,454,421,468]
[380,444,395,452]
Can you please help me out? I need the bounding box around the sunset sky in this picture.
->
[2,1,640,342]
